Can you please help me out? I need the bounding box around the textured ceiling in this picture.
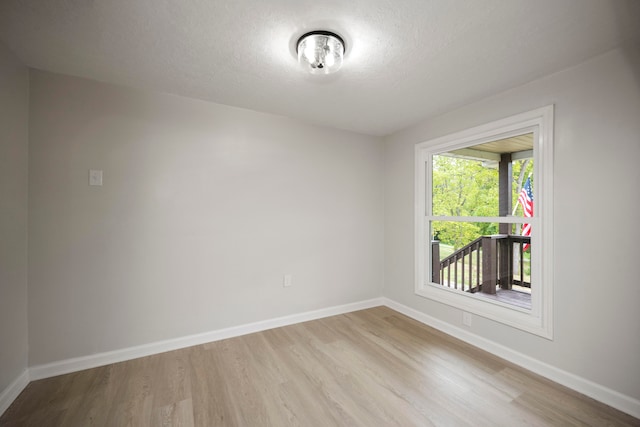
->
[1,0,639,136]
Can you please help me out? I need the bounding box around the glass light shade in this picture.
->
[297,32,345,74]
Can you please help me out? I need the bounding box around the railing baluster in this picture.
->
[443,260,446,286]
[520,241,524,287]
[453,253,458,289]
[476,244,480,291]
[461,248,466,292]
[472,243,476,291]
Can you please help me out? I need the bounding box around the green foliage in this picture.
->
[431,154,534,250]
[432,155,498,217]
[432,221,478,250]
[432,155,498,249]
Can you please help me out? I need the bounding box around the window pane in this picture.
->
[432,154,499,216]
[429,221,532,310]
[431,133,534,218]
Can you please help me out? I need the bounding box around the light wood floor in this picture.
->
[1,307,637,426]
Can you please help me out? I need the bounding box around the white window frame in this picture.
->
[415,105,554,339]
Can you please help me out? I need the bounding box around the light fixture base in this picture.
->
[296,31,345,75]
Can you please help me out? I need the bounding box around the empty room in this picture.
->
[1,0,639,425]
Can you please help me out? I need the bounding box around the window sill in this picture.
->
[415,282,552,338]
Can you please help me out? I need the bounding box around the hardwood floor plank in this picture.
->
[152,398,194,427]
[188,344,235,426]
[1,307,638,426]
[152,348,192,410]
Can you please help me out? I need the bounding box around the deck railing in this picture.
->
[433,237,482,292]
[432,235,530,294]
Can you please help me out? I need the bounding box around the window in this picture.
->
[415,106,554,338]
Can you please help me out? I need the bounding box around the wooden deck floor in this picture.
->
[1,306,636,426]
[476,288,532,310]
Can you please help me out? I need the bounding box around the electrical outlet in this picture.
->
[462,312,472,327]
[283,274,292,287]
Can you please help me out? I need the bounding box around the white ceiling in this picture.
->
[1,0,639,136]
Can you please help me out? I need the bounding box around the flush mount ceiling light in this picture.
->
[296,31,346,75]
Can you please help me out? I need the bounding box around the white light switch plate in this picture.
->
[89,169,103,186]
[283,274,292,287]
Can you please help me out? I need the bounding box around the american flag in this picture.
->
[517,177,533,251]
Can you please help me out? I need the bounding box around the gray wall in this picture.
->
[0,42,29,392]
[383,44,640,400]
[28,70,385,366]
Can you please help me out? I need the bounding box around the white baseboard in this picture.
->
[382,297,640,420]
[29,297,384,381]
[0,370,29,417]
